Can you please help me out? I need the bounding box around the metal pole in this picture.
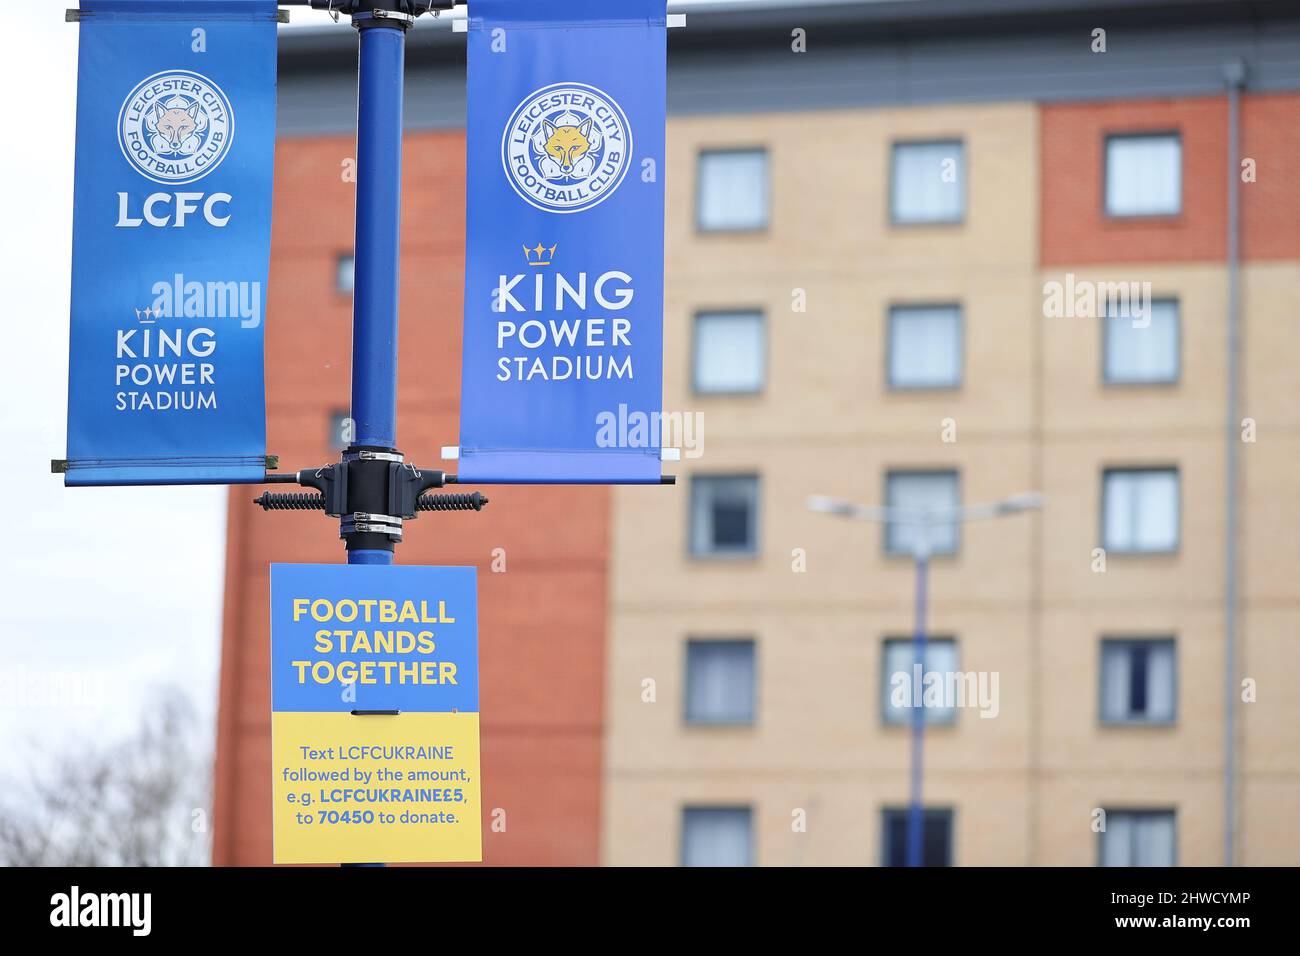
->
[350,15,406,462]
[347,10,410,568]
[342,6,412,868]
[1222,57,1245,868]
[808,495,1040,866]
[906,537,930,867]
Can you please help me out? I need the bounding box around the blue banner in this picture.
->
[65,0,277,485]
[456,0,667,484]
[270,564,479,715]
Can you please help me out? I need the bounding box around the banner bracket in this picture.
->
[253,456,487,544]
[451,12,685,36]
[67,7,292,21]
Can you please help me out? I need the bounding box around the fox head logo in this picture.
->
[541,118,593,177]
[152,103,200,151]
[144,97,210,157]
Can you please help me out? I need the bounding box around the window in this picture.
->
[891,140,965,225]
[685,639,756,725]
[1102,468,1179,554]
[1105,299,1179,384]
[888,304,962,389]
[336,253,355,293]
[690,475,759,557]
[1099,810,1176,866]
[328,409,351,451]
[682,807,753,867]
[693,311,765,394]
[881,637,958,725]
[1101,639,1176,724]
[884,470,960,556]
[882,808,953,866]
[697,149,769,232]
[1105,134,1181,217]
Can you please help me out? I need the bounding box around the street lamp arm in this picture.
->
[807,493,1044,526]
[807,496,919,524]
[947,492,1047,522]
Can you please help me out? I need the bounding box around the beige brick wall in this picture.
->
[602,104,1299,866]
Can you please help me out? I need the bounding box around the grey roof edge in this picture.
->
[279,0,1300,70]
[274,0,1300,134]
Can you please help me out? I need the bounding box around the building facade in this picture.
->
[214,0,1300,866]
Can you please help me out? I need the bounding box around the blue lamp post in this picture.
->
[808,491,1043,867]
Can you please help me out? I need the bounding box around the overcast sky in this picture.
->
[0,13,227,775]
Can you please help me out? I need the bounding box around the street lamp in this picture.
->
[808,490,1044,867]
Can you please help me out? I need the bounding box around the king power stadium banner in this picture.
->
[457,0,668,483]
[64,0,277,485]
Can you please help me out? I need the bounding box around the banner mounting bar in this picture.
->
[452,13,685,33]
[66,8,290,21]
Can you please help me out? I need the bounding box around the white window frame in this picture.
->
[696,148,770,233]
[1099,638,1177,725]
[681,806,754,867]
[884,470,961,557]
[685,639,757,726]
[1104,132,1182,218]
[1102,467,1180,555]
[1103,298,1180,385]
[1099,809,1177,867]
[690,474,760,558]
[887,303,964,390]
[692,310,766,395]
[881,637,959,726]
[890,139,966,226]
[881,807,954,867]
[336,253,355,294]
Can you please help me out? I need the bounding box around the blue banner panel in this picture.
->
[456,0,668,484]
[65,0,278,485]
[270,564,480,715]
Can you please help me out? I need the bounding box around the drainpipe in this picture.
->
[1222,57,1246,869]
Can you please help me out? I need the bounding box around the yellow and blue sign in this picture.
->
[65,1,277,485]
[270,564,482,864]
[456,0,668,483]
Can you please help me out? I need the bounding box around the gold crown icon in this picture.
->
[523,243,557,266]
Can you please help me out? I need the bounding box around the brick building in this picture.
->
[214,0,1300,866]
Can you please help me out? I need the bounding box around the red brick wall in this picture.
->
[1040,94,1300,265]
[212,131,610,865]
[1240,93,1300,261]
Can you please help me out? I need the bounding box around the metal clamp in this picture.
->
[352,511,403,525]
[355,450,405,463]
[340,511,404,541]
[353,9,417,27]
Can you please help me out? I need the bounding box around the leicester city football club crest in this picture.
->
[501,82,632,214]
[117,70,234,185]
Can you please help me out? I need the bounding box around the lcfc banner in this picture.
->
[457,0,668,483]
[64,0,277,485]
[269,564,482,865]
